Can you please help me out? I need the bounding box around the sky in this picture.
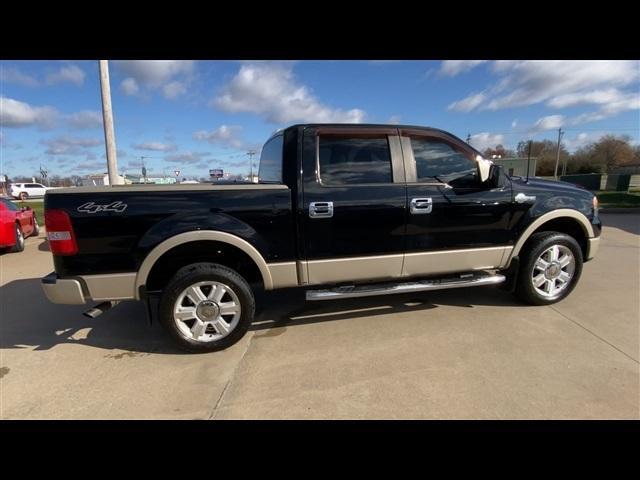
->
[1,60,639,179]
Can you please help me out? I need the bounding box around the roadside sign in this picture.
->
[209,169,223,178]
[174,170,180,177]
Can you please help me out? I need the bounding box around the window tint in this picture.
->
[411,137,477,181]
[27,183,40,188]
[258,135,283,183]
[319,136,392,185]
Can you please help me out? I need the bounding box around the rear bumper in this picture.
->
[42,272,86,304]
[41,271,137,304]
[586,237,600,261]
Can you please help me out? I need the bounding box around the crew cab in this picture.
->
[41,124,601,352]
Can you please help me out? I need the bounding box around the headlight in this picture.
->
[592,196,599,216]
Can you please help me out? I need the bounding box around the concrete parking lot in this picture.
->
[0,214,638,419]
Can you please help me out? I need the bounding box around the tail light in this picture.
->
[45,209,78,255]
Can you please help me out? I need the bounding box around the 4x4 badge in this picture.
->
[77,201,128,213]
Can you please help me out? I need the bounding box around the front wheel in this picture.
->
[158,262,255,353]
[515,232,583,305]
[32,217,40,237]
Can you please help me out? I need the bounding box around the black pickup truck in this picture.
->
[42,124,601,352]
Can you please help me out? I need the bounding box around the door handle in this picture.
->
[514,192,536,204]
[309,201,334,218]
[410,197,432,214]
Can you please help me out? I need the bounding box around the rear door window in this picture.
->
[318,135,393,185]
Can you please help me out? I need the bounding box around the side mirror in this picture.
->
[486,164,504,188]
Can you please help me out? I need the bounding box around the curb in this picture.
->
[599,207,640,214]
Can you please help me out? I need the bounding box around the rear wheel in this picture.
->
[10,224,25,253]
[19,192,28,200]
[515,232,583,305]
[32,217,40,237]
[158,262,255,353]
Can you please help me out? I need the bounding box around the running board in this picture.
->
[306,272,506,301]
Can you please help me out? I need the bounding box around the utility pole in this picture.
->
[466,133,471,145]
[99,60,121,185]
[553,127,564,180]
[247,150,256,182]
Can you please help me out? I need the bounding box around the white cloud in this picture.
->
[387,115,401,124]
[531,114,565,133]
[115,61,194,99]
[121,78,139,96]
[0,96,57,128]
[46,64,85,86]
[1,66,39,87]
[164,152,210,164]
[448,61,640,125]
[66,110,103,129]
[469,132,505,152]
[439,60,487,77]
[213,63,366,124]
[448,92,487,112]
[132,141,177,152]
[193,125,247,149]
[41,136,102,155]
[162,81,187,99]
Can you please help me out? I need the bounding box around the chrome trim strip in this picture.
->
[306,273,506,300]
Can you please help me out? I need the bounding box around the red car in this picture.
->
[0,198,40,252]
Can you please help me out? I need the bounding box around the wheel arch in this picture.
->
[135,231,273,299]
[507,209,594,265]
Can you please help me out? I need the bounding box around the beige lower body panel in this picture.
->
[305,254,404,286]
[402,246,513,278]
[80,272,137,301]
[267,262,299,289]
[587,237,600,260]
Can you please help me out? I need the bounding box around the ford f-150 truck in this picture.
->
[41,124,601,352]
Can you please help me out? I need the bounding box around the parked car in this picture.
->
[0,199,39,252]
[10,182,49,200]
[40,123,601,352]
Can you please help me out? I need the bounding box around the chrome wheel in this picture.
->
[531,244,575,298]
[173,281,242,343]
[16,226,24,249]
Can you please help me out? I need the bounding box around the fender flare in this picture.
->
[506,208,595,264]
[134,230,273,298]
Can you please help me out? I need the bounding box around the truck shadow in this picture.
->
[0,278,524,354]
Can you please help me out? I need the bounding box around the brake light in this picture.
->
[45,209,78,255]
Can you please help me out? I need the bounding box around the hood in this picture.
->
[511,176,589,194]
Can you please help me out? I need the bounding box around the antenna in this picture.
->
[526,140,532,183]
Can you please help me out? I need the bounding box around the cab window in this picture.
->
[410,137,477,182]
[318,135,393,185]
[258,134,283,183]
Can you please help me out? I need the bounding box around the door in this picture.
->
[28,183,46,197]
[399,129,515,277]
[301,126,407,285]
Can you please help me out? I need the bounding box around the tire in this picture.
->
[32,217,40,237]
[10,223,25,253]
[158,262,255,353]
[515,231,583,305]
[19,192,28,200]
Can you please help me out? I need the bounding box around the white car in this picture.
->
[10,183,49,200]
